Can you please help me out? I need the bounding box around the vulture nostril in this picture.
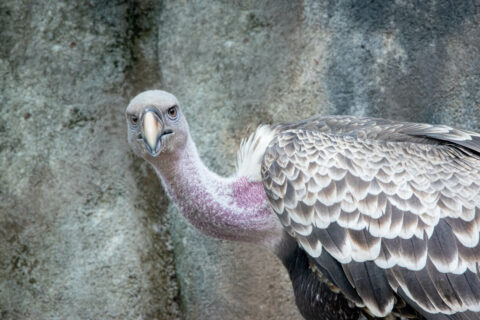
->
[162,129,173,136]
[137,133,143,140]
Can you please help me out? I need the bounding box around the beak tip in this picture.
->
[144,140,161,157]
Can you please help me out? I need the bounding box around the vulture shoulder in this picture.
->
[261,115,480,318]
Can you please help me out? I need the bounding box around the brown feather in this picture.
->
[262,115,480,317]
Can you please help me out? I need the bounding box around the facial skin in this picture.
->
[125,90,190,160]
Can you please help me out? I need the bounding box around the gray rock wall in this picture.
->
[0,1,179,319]
[1,1,480,319]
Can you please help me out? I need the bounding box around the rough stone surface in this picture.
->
[0,1,179,319]
[1,0,480,319]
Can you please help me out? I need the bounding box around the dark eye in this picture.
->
[129,114,138,125]
[167,106,178,119]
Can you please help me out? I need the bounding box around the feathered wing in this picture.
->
[261,116,480,318]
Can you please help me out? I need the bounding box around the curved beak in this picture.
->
[143,109,176,157]
[143,111,163,156]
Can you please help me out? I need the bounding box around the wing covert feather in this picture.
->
[261,125,480,317]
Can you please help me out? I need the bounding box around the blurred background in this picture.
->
[1,1,480,319]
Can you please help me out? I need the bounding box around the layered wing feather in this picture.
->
[261,117,480,317]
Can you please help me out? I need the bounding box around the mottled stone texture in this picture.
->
[1,0,480,319]
[0,1,179,319]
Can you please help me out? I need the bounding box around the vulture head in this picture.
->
[126,90,189,159]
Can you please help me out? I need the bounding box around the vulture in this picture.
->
[126,90,480,320]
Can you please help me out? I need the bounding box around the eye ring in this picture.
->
[167,106,178,119]
[129,114,138,125]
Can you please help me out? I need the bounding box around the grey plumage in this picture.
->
[262,116,480,318]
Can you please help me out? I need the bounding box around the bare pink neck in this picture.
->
[151,138,282,246]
